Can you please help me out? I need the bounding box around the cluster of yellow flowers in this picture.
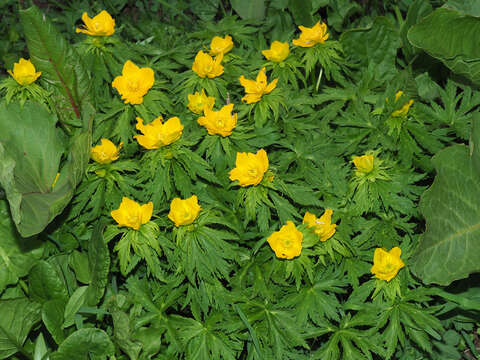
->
[8,10,406,283]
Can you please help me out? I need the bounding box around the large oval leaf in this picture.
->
[408,8,480,85]
[411,118,480,284]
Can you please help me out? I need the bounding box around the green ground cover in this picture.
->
[1,0,480,359]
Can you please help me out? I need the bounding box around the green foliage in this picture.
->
[408,7,480,85]
[0,1,479,359]
[411,116,480,285]
[0,298,41,359]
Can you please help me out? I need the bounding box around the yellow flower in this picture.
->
[112,60,154,105]
[75,10,115,36]
[370,247,405,282]
[168,195,201,227]
[302,209,337,242]
[391,91,414,117]
[8,58,41,86]
[134,116,184,149]
[229,149,269,187]
[90,138,123,164]
[197,104,237,137]
[209,35,233,56]
[51,173,60,189]
[238,67,278,104]
[292,21,329,48]
[187,89,215,114]
[262,41,290,62]
[267,221,303,259]
[111,197,153,230]
[353,155,374,174]
[192,51,224,79]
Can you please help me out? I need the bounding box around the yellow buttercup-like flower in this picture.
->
[391,91,414,117]
[229,149,269,187]
[75,10,115,36]
[112,60,154,105]
[267,221,303,260]
[197,104,237,137]
[111,197,153,230]
[239,67,278,104]
[370,247,405,282]
[134,116,184,150]
[262,41,290,62]
[292,21,329,48]
[51,173,60,189]
[90,138,123,164]
[8,58,41,86]
[303,209,337,242]
[192,51,224,79]
[168,195,201,227]
[353,155,374,174]
[209,35,233,56]
[187,89,215,114]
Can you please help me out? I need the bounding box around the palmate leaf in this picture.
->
[280,267,347,326]
[238,299,310,359]
[170,312,243,360]
[411,115,480,285]
[313,313,384,360]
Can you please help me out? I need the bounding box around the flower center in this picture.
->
[283,238,292,247]
[384,262,395,272]
[216,118,224,127]
[128,80,140,92]
[204,63,213,73]
[248,168,258,177]
[183,211,191,220]
[93,22,103,31]
[128,213,139,226]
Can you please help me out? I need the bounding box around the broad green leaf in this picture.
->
[51,328,114,360]
[340,17,401,81]
[0,200,42,293]
[411,118,480,284]
[33,333,48,360]
[111,310,142,360]
[29,260,68,303]
[86,222,110,306]
[400,0,433,60]
[20,5,95,128]
[230,0,265,21]
[445,0,480,16]
[42,299,66,345]
[69,250,91,284]
[0,101,91,237]
[63,286,88,328]
[192,0,220,21]
[408,8,480,85]
[0,298,41,359]
[288,0,313,27]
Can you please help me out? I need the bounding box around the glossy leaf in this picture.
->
[51,328,114,360]
[0,298,41,359]
[230,0,265,20]
[340,17,401,81]
[408,8,480,85]
[0,200,42,292]
[20,5,95,127]
[86,223,110,306]
[411,118,480,284]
